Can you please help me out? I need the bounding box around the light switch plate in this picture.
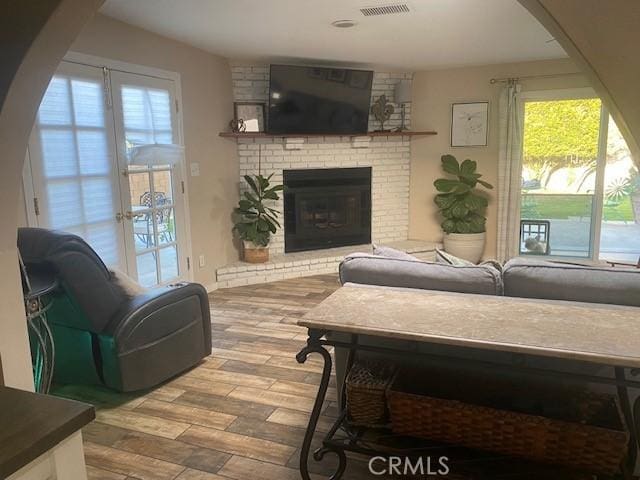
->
[190,162,200,177]
[198,254,206,267]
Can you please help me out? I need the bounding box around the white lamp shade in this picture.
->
[129,143,185,166]
[394,80,412,104]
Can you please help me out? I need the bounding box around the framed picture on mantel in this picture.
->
[234,102,265,132]
[451,101,489,147]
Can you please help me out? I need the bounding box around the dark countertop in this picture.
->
[0,386,95,478]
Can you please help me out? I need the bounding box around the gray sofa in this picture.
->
[334,253,640,402]
[340,254,640,307]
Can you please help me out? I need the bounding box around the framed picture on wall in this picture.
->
[451,102,489,147]
[234,102,265,132]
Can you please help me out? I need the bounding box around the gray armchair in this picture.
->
[18,227,212,392]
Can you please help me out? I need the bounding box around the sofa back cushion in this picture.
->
[503,258,640,307]
[339,253,503,295]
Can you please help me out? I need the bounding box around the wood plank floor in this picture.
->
[56,274,379,480]
[54,274,591,480]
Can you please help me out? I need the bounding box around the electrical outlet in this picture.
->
[190,162,200,177]
[198,254,205,268]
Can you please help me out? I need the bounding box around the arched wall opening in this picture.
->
[1,0,639,389]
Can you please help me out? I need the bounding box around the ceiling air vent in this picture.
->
[360,3,410,16]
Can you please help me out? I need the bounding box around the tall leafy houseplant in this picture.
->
[434,155,493,263]
[234,174,283,263]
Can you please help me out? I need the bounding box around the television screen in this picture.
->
[268,65,373,135]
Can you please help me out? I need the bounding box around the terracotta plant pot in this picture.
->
[443,232,486,264]
[243,240,269,263]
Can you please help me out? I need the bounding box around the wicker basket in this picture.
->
[346,361,396,426]
[387,368,629,475]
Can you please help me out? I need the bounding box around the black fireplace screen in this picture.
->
[283,167,372,253]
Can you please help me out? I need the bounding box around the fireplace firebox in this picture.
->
[283,167,372,253]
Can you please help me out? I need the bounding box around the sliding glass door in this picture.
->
[518,88,640,262]
[27,60,189,286]
[600,117,640,262]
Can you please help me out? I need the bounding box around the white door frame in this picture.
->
[23,52,194,282]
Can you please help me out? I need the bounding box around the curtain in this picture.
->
[496,81,523,263]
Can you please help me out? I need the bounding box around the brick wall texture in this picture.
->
[231,64,414,255]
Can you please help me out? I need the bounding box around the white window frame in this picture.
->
[517,87,609,263]
[23,52,194,281]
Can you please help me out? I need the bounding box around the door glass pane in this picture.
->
[159,245,178,283]
[599,117,640,262]
[520,98,602,258]
[152,170,173,204]
[121,85,173,158]
[156,207,175,246]
[136,251,158,288]
[40,130,77,177]
[47,180,82,229]
[128,172,154,252]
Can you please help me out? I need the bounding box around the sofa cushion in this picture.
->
[503,258,640,307]
[339,253,503,295]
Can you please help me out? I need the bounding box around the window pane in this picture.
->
[156,207,175,246]
[159,245,178,283]
[82,177,113,223]
[136,252,158,287]
[85,222,119,266]
[152,170,173,205]
[599,117,640,262]
[40,129,77,178]
[77,130,110,175]
[520,98,602,258]
[46,180,82,229]
[71,79,104,127]
[38,77,72,125]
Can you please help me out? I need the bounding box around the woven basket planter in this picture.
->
[242,241,269,263]
[388,368,628,475]
[346,361,396,426]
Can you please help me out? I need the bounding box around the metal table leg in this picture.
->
[616,367,639,477]
[296,329,347,480]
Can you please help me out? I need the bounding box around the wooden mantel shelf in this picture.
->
[219,130,437,139]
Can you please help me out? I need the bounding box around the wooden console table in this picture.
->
[296,285,640,479]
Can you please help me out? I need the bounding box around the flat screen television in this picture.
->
[268,64,373,135]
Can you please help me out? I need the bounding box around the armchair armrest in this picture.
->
[104,282,211,354]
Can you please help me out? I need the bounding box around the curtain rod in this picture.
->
[489,72,583,84]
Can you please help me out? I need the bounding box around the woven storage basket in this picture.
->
[346,361,396,426]
[388,369,629,475]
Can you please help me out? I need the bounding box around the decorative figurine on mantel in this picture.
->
[229,118,246,133]
[371,94,394,132]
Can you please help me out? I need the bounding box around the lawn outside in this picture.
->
[522,193,636,223]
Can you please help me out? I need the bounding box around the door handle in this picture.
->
[124,211,134,221]
[115,212,123,222]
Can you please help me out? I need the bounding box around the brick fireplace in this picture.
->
[212,65,440,288]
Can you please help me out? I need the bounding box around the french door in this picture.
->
[27,60,189,286]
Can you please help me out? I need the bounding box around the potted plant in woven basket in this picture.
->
[433,154,493,263]
[233,173,283,263]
